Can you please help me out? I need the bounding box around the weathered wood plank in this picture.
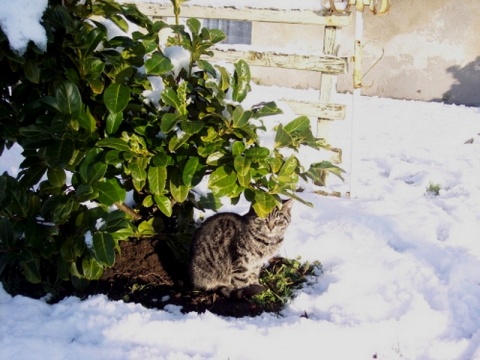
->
[281,100,346,121]
[318,27,338,140]
[135,3,352,26]
[208,49,347,74]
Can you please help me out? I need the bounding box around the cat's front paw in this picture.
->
[245,283,266,297]
[217,286,234,298]
[231,284,266,299]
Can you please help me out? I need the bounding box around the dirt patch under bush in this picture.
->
[85,237,285,317]
[3,237,318,318]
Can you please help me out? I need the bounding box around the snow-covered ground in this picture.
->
[1,91,480,360]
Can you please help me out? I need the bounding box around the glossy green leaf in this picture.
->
[138,219,156,236]
[78,148,101,183]
[0,176,6,205]
[40,97,61,113]
[168,133,189,152]
[169,170,190,203]
[161,113,180,133]
[148,165,167,195]
[47,168,66,187]
[187,18,201,35]
[154,195,172,217]
[110,14,129,33]
[269,157,283,173]
[232,60,251,103]
[145,52,173,75]
[83,27,105,57]
[20,253,41,284]
[284,116,310,134]
[3,182,28,217]
[215,65,230,91]
[103,210,129,232]
[151,152,169,167]
[182,157,199,186]
[279,156,298,176]
[111,226,135,241]
[252,192,277,218]
[69,262,83,280]
[104,83,130,114]
[201,127,218,142]
[234,155,251,187]
[128,157,148,192]
[245,147,270,162]
[105,150,121,165]
[53,197,77,224]
[197,59,216,76]
[162,88,183,112]
[232,107,252,128]
[252,101,283,118]
[96,138,130,152]
[0,217,15,247]
[277,172,299,185]
[181,121,204,135]
[24,58,41,84]
[88,78,105,94]
[274,124,292,148]
[78,109,97,133]
[56,81,82,115]
[82,257,104,280]
[87,163,108,184]
[142,195,154,207]
[85,58,105,80]
[208,166,237,197]
[75,184,99,202]
[206,151,224,166]
[92,232,115,267]
[231,141,245,156]
[106,112,123,134]
[234,155,251,176]
[95,178,126,205]
[306,161,345,183]
[209,29,227,44]
[45,139,75,168]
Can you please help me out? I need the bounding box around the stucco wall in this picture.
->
[250,0,480,107]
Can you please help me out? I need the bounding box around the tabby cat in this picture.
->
[189,199,293,299]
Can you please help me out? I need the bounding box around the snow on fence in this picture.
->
[134,3,352,170]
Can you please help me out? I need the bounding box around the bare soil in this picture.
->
[85,237,283,317]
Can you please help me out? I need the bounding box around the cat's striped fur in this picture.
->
[189,200,293,298]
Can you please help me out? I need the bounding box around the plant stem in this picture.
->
[114,202,142,221]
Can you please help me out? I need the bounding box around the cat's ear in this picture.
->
[281,198,294,213]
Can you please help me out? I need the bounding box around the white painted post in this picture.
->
[348,9,364,198]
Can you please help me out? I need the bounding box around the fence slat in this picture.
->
[280,100,346,121]
[209,49,347,74]
[135,4,352,26]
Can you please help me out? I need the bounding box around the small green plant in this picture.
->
[426,182,442,196]
[254,257,322,310]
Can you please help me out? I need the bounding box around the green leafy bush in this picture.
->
[0,0,341,292]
